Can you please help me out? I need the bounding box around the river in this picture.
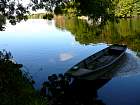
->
[0,17,140,105]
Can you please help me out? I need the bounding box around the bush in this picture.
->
[0,50,48,105]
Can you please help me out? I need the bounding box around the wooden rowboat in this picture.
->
[65,44,127,80]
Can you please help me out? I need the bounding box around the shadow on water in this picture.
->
[97,50,140,105]
[41,73,111,105]
[94,49,140,79]
[110,51,140,77]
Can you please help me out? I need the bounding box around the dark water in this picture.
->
[98,51,140,105]
[98,75,140,105]
[0,18,140,105]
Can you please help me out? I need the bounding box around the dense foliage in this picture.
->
[0,0,30,30]
[0,50,48,105]
[0,0,113,30]
[114,0,140,17]
[1,0,140,30]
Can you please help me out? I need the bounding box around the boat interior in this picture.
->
[72,46,126,71]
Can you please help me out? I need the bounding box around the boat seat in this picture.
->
[110,46,124,51]
[88,55,115,69]
[72,68,92,77]
[97,55,113,63]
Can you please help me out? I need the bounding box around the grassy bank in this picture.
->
[0,50,48,105]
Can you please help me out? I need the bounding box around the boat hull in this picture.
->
[65,44,127,80]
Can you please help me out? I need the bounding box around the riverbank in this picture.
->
[0,51,48,105]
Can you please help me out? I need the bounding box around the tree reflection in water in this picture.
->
[41,74,111,105]
[55,16,140,52]
[0,15,6,31]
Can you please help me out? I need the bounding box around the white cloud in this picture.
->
[59,52,73,61]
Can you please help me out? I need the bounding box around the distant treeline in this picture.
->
[62,0,140,18]
[29,0,140,19]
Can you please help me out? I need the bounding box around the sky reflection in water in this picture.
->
[0,19,107,88]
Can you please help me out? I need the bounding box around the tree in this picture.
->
[0,0,30,30]
[30,0,116,25]
[76,0,115,24]
[0,0,115,30]
[114,0,140,17]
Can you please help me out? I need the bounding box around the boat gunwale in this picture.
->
[89,47,126,73]
[65,44,127,77]
[67,46,110,71]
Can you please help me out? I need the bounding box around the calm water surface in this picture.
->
[0,18,140,105]
[0,19,108,88]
